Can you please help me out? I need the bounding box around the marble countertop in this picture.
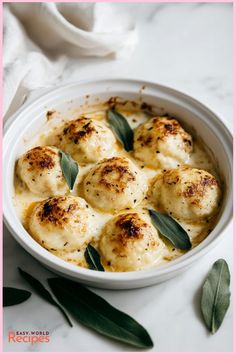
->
[3,3,233,352]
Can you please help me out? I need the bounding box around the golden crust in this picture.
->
[62,117,96,144]
[17,146,68,196]
[114,212,149,245]
[99,212,165,271]
[83,157,147,212]
[92,157,135,194]
[36,196,80,228]
[137,116,192,144]
[134,116,193,168]
[152,167,221,221]
[28,196,94,252]
[57,117,116,163]
[21,146,57,172]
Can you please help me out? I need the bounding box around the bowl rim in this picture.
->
[3,77,233,284]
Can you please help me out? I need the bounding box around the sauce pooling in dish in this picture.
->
[14,102,222,272]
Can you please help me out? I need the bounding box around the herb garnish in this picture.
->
[84,244,105,271]
[149,209,192,250]
[107,109,134,151]
[59,150,79,190]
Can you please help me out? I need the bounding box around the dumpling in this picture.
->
[99,212,165,271]
[152,167,221,221]
[133,116,193,168]
[83,157,147,212]
[16,146,69,196]
[28,196,95,253]
[57,117,116,163]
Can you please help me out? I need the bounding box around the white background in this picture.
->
[3,3,233,352]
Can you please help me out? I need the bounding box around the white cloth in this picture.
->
[3,3,137,118]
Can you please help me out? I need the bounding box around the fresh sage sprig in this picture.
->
[201,259,230,334]
[3,287,31,307]
[18,268,73,327]
[48,277,153,349]
[107,109,134,151]
[59,150,79,190]
[84,244,105,271]
[149,209,192,250]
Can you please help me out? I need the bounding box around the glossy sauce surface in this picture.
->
[14,103,222,271]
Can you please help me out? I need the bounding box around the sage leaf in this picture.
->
[84,244,105,271]
[149,209,191,250]
[3,287,31,307]
[59,150,78,190]
[48,277,153,349]
[201,259,230,334]
[18,268,73,327]
[107,109,134,151]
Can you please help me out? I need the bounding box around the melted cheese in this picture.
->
[14,103,222,271]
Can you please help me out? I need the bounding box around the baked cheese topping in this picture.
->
[134,116,193,168]
[17,146,69,197]
[100,212,165,272]
[151,167,221,221]
[56,117,117,163]
[28,196,95,254]
[14,102,222,272]
[83,156,147,212]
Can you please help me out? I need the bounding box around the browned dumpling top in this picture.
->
[134,116,193,168]
[152,167,221,221]
[28,196,95,254]
[83,156,147,212]
[17,146,68,197]
[99,212,165,271]
[57,117,117,163]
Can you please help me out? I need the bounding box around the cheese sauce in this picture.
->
[13,102,222,271]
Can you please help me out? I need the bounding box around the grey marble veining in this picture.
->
[3,3,232,352]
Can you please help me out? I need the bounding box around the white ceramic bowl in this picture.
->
[3,78,232,289]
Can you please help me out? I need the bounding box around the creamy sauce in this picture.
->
[14,102,222,271]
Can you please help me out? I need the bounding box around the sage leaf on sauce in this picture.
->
[3,287,31,307]
[84,244,105,271]
[48,277,153,349]
[107,109,134,151]
[149,209,192,250]
[201,259,230,334]
[59,150,79,190]
[18,268,73,327]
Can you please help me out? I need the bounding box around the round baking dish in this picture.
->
[3,78,233,289]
